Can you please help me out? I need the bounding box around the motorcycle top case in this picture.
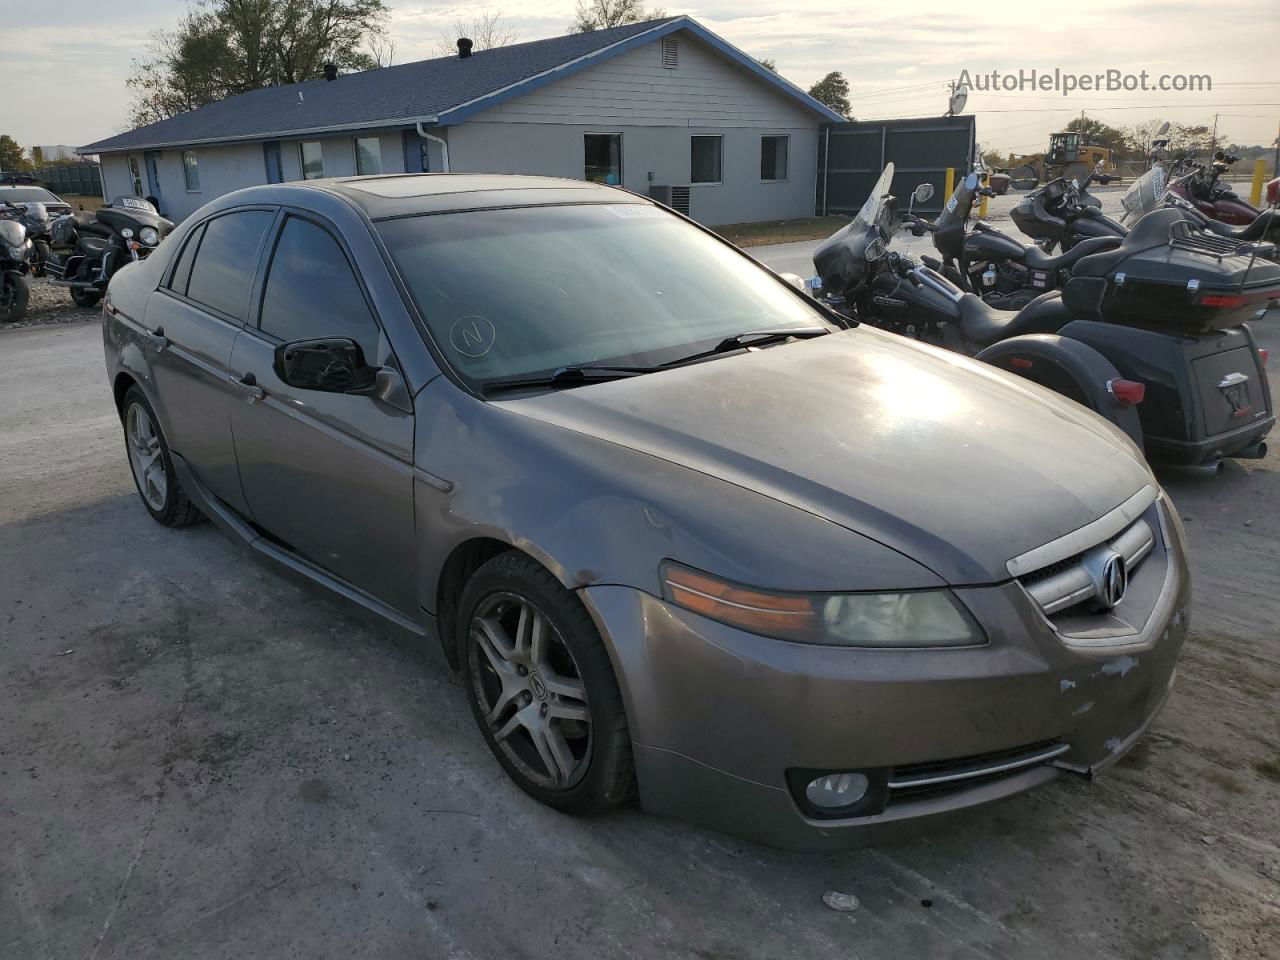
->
[1064,209,1280,332]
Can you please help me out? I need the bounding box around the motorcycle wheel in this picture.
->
[0,272,31,323]
[71,286,102,309]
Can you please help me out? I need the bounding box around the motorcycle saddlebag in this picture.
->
[1064,208,1280,333]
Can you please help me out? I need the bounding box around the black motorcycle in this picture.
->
[2,199,53,276]
[1010,174,1128,252]
[45,196,173,308]
[908,172,1121,310]
[0,216,32,322]
[811,163,1278,470]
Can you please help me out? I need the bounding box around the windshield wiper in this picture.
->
[482,364,658,395]
[662,327,831,368]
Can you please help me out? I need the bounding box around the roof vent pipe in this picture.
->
[323,63,338,81]
[457,38,473,58]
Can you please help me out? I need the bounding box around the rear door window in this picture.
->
[167,223,204,296]
[257,215,381,362]
[185,210,274,319]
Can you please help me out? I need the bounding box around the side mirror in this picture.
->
[274,337,377,393]
[913,183,935,203]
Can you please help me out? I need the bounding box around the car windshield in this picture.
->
[376,203,833,386]
[1,187,59,204]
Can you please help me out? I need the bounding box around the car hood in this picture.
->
[498,327,1153,584]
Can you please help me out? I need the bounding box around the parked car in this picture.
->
[102,174,1190,851]
[0,184,73,219]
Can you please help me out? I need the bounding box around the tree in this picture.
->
[572,0,666,33]
[126,0,389,127]
[807,71,850,117]
[758,58,776,72]
[434,12,519,57]
[0,135,32,173]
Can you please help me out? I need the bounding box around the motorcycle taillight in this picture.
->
[1197,289,1280,309]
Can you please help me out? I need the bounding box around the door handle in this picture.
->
[144,325,168,352]
[232,371,266,402]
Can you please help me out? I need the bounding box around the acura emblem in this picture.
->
[1099,553,1128,609]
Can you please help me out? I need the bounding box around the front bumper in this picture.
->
[580,546,1189,852]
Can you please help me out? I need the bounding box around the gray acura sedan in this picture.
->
[103,174,1189,850]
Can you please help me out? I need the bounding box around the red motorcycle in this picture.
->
[1166,151,1265,225]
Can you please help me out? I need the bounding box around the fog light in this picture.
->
[805,772,870,809]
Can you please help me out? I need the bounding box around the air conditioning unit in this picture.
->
[649,185,691,216]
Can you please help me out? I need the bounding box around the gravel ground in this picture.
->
[2,276,102,332]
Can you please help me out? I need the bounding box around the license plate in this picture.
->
[1218,372,1253,418]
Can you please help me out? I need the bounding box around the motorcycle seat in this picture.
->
[73,211,113,239]
[1204,209,1277,242]
[1018,235,1123,271]
[79,236,111,256]
[956,291,1071,348]
[1071,208,1186,278]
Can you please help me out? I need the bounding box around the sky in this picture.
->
[10,0,1280,156]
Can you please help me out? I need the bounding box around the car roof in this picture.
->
[228,174,648,220]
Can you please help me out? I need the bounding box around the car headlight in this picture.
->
[661,563,985,648]
[139,226,159,246]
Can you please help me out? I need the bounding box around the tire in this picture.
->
[0,272,30,323]
[458,551,635,815]
[1010,164,1039,185]
[120,386,204,527]
[1062,161,1090,186]
[71,286,102,309]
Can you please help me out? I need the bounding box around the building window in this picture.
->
[354,137,382,175]
[299,141,324,180]
[182,151,201,191]
[760,135,789,181]
[128,156,144,195]
[584,133,622,185]
[690,136,722,184]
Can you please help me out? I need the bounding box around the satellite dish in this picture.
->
[948,84,968,116]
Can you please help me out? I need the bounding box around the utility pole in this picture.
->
[1209,113,1219,156]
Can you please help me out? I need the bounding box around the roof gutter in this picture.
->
[416,119,449,172]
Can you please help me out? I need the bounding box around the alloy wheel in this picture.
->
[125,403,168,511]
[468,592,592,790]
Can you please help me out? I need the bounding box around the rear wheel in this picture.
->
[459,551,634,815]
[121,387,203,527]
[0,272,30,322]
[71,286,102,309]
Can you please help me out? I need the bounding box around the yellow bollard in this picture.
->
[944,167,955,202]
[1250,158,1266,207]
[978,173,990,219]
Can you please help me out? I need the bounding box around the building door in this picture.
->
[144,151,163,209]
[263,141,283,183]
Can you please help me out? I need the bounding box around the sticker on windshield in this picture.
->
[946,195,958,212]
[450,316,496,358]
[607,205,667,219]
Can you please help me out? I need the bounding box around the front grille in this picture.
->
[1020,516,1154,616]
[886,740,1068,806]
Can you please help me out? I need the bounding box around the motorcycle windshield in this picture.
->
[1121,168,1166,223]
[931,171,980,258]
[25,202,48,222]
[854,163,896,231]
[0,220,26,246]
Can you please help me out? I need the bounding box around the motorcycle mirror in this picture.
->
[913,183,935,203]
[865,236,887,262]
[1213,150,1225,162]
[963,172,980,190]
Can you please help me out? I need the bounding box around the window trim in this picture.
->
[127,155,144,196]
[353,136,382,176]
[583,131,624,186]
[299,140,325,180]
[690,134,723,186]
[182,150,202,192]
[759,134,790,183]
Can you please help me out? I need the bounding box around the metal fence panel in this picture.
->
[33,162,103,197]
[817,116,976,216]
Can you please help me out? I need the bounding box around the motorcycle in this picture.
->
[1121,161,1279,252]
[1,199,53,276]
[910,171,1121,310]
[1167,152,1265,225]
[0,216,32,322]
[44,196,173,308]
[1011,172,1127,252]
[810,163,1278,470]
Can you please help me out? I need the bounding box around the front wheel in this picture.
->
[458,551,635,815]
[0,271,30,322]
[71,286,102,308]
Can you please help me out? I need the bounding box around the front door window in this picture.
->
[584,134,622,185]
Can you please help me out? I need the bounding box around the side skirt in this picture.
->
[169,451,433,639]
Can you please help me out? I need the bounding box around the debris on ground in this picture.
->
[821,890,860,912]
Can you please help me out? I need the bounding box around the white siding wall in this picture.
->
[447,29,820,223]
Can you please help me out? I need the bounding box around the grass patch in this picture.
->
[713,216,848,248]
[1253,756,1280,782]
